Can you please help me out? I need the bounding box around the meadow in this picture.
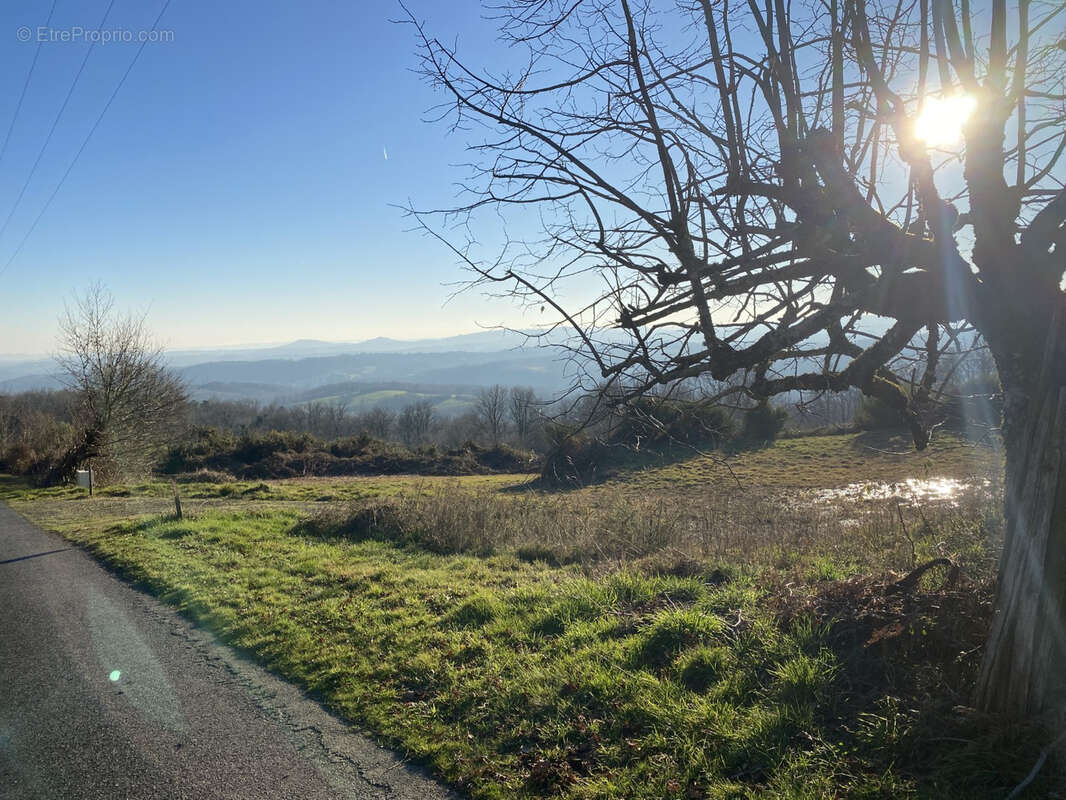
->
[4,430,1059,798]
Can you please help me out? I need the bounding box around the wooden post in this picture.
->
[173,481,183,520]
[88,462,94,497]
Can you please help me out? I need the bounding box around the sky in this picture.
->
[0,0,536,356]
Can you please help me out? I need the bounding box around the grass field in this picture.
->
[5,431,1059,798]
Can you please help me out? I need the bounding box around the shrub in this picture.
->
[328,433,374,458]
[854,396,908,431]
[612,397,735,448]
[233,430,314,463]
[741,403,788,443]
[0,400,75,481]
[539,423,610,487]
[160,426,536,479]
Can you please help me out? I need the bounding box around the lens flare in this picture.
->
[914,94,977,146]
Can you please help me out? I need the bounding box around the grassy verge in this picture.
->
[4,432,1057,798]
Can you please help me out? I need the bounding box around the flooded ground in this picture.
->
[802,476,997,508]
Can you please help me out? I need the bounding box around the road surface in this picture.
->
[0,501,458,800]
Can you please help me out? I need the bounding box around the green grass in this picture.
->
[5,504,1048,798]
[0,471,530,504]
[3,432,1055,798]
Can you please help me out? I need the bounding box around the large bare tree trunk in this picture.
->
[977,316,1066,717]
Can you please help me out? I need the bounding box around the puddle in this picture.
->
[803,477,993,508]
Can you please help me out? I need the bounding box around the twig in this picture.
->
[897,499,917,568]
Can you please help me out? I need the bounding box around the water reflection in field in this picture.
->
[803,476,995,508]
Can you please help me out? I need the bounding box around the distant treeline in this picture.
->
[185,385,548,450]
[1,357,1000,485]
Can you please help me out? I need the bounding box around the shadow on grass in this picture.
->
[778,570,1062,797]
[507,440,744,495]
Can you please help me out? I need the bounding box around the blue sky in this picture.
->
[0,0,535,355]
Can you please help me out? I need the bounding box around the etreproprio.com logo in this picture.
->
[17,26,175,44]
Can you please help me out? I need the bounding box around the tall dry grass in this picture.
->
[299,478,1003,579]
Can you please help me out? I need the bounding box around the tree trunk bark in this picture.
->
[976,316,1066,717]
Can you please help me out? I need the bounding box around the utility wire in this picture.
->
[0,0,117,243]
[0,0,174,279]
[0,0,60,173]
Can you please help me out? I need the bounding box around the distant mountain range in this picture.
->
[160,329,557,366]
[2,324,911,410]
[0,330,576,411]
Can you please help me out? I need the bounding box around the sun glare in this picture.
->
[913,94,977,146]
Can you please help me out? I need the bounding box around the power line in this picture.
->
[0,0,60,173]
[0,0,117,243]
[0,0,174,279]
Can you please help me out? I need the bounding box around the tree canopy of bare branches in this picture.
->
[53,284,187,483]
[408,0,1066,717]
[509,385,540,444]
[476,384,509,445]
[397,399,436,447]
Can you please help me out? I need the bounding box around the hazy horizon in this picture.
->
[0,326,550,362]
[0,325,537,360]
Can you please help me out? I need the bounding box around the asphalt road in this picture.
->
[0,501,458,800]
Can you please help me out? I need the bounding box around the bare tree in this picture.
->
[410,0,1066,716]
[439,410,483,448]
[360,406,394,441]
[397,400,435,447]
[53,284,187,483]
[509,386,538,445]
[475,384,508,446]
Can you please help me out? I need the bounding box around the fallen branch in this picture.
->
[886,558,959,595]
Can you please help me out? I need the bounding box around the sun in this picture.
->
[913,94,977,147]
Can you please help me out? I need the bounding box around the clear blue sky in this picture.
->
[0,0,534,355]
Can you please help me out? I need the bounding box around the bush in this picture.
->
[854,396,908,431]
[328,433,375,458]
[232,430,314,463]
[741,403,788,443]
[539,423,612,487]
[611,397,735,448]
[0,412,75,482]
[160,426,536,479]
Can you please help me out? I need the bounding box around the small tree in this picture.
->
[52,284,186,484]
[360,406,394,441]
[509,386,538,445]
[475,384,508,446]
[397,400,435,447]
